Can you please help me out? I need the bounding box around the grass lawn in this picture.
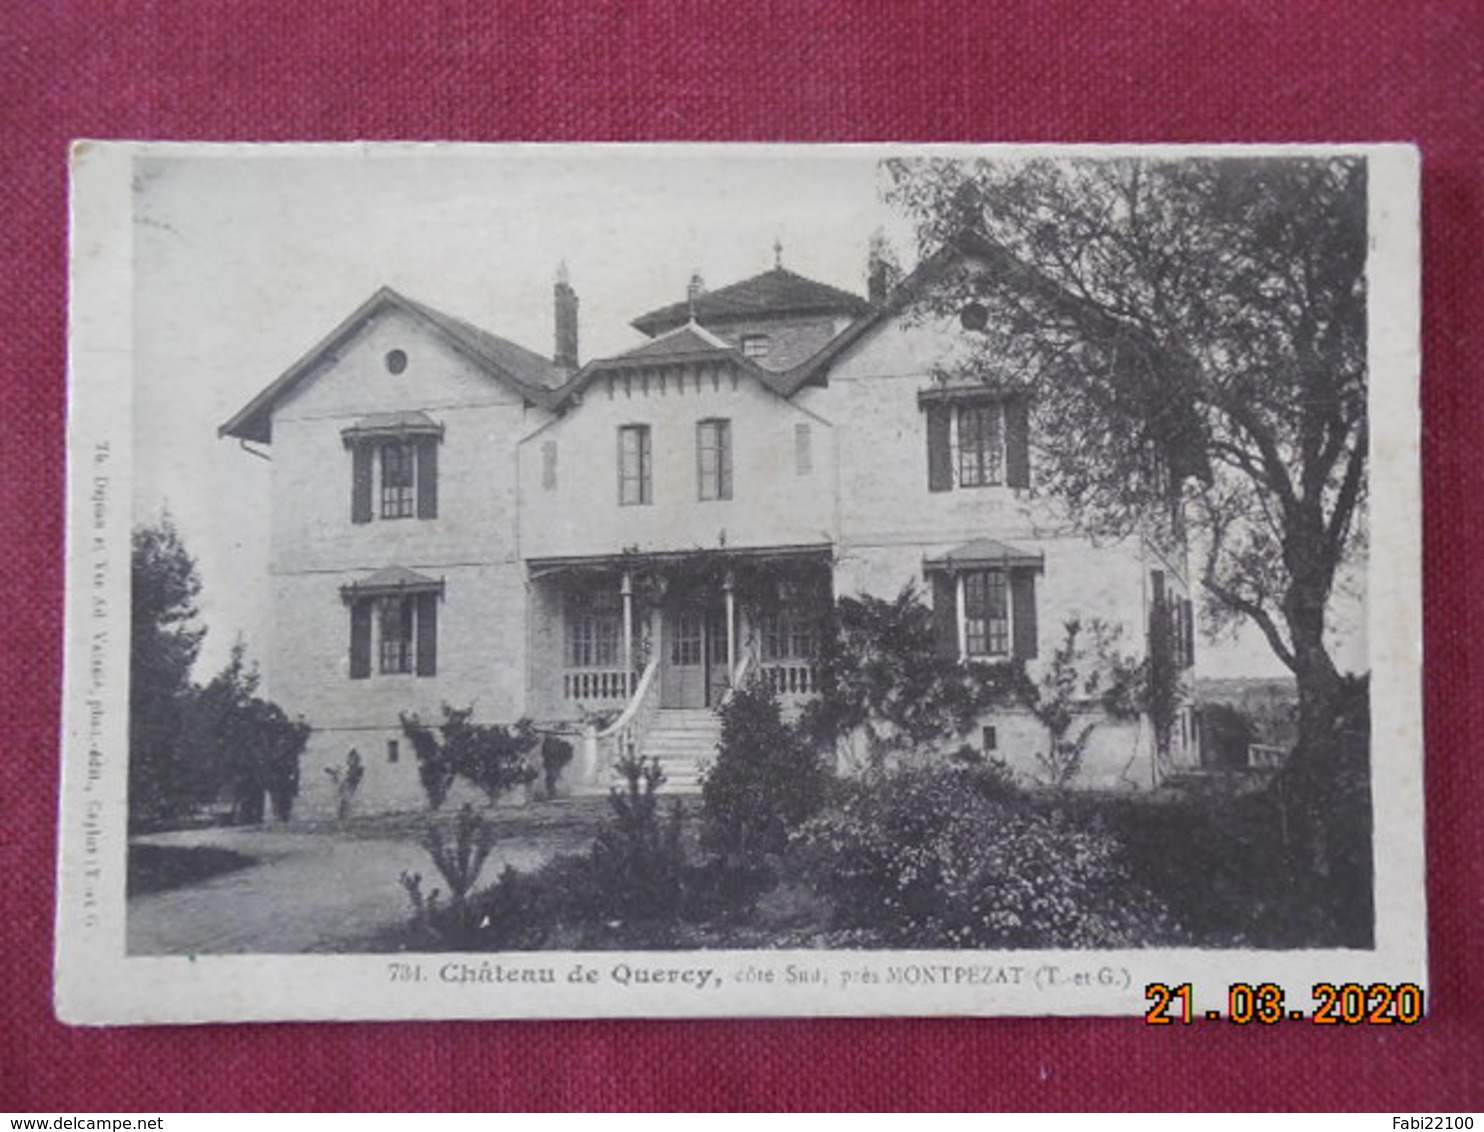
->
[127,843,259,896]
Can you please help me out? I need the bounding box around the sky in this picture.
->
[130,144,1356,683]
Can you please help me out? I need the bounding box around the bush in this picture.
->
[797,584,1032,767]
[792,763,1181,948]
[593,753,687,920]
[399,804,500,946]
[400,705,539,808]
[702,676,831,860]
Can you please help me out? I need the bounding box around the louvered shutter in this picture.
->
[415,590,438,676]
[351,444,373,524]
[926,403,953,492]
[416,437,438,519]
[931,572,958,658]
[1182,597,1195,669]
[349,601,372,679]
[1010,569,1038,659]
[1005,398,1030,488]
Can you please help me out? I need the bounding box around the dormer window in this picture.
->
[741,334,770,359]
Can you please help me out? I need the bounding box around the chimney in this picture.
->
[686,271,705,320]
[554,261,579,370]
[867,231,900,305]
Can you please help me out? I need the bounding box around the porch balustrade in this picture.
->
[563,667,635,702]
[759,660,819,697]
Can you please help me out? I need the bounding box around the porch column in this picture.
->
[621,571,634,693]
[724,570,737,680]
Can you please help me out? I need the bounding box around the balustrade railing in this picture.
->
[760,660,818,697]
[563,667,634,702]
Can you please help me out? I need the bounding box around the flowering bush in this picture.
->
[792,764,1182,948]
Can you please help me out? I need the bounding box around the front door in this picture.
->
[661,604,708,707]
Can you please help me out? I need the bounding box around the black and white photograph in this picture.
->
[57,142,1423,1023]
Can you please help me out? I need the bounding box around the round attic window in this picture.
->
[959,302,989,332]
[385,349,408,375]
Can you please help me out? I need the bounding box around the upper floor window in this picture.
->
[956,403,1004,487]
[922,392,1029,492]
[697,418,732,501]
[618,424,652,505]
[344,413,441,524]
[379,441,417,518]
[741,334,770,359]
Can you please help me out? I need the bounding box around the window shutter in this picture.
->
[415,590,438,677]
[1182,597,1195,669]
[926,403,953,492]
[351,444,373,524]
[416,437,438,519]
[1005,398,1030,488]
[720,421,733,499]
[349,600,372,679]
[1010,569,1038,659]
[930,572,958,658]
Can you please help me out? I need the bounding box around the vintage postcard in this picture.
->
[57,142,1423,1024]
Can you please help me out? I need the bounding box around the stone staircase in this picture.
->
[637,708,721,793]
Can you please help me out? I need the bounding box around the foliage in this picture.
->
[1020,619,1142,788]
[593,753,687,920]
[792,763,1182,948]
[798,584,1032,764]
[886,155,1369,899]
[129,517,206,829]
[399,804,500,946]
[538,733,576,798]
[701,676,831,860]
[400,705,539,808]
[1199,702,1258,770]
[185,639,310,823]
[400,712,456,809]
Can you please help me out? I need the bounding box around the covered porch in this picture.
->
[526,544,833,724]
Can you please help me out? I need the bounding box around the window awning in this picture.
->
[340,410,444,445]
[923,537,1043,573]
[340,566,445,602]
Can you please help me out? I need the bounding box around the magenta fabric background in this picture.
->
[3,1,1480,1112]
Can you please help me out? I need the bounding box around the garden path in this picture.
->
[127,822,560,955]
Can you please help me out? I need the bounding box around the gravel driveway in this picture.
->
[128,803,603,955]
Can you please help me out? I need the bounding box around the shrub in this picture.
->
[593,753,687,920]
[324,748,364,821]
[400,804,500,946]
[798,584,1032,767]
[702,676,831,860]
[400,705,539,808]
[792,763,1181,948]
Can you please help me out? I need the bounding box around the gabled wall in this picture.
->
[518,366,836,560]
[263,305,544,815]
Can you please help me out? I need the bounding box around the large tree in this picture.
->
[130,515,206,828]
[886,156,1368,889]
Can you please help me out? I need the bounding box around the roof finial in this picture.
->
[773,235,784,270]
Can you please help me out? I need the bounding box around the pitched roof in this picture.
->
[219,287,562,444]
[630,267,869,337]
[615,321,733,360]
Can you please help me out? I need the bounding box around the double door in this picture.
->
[660,598,730,708]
